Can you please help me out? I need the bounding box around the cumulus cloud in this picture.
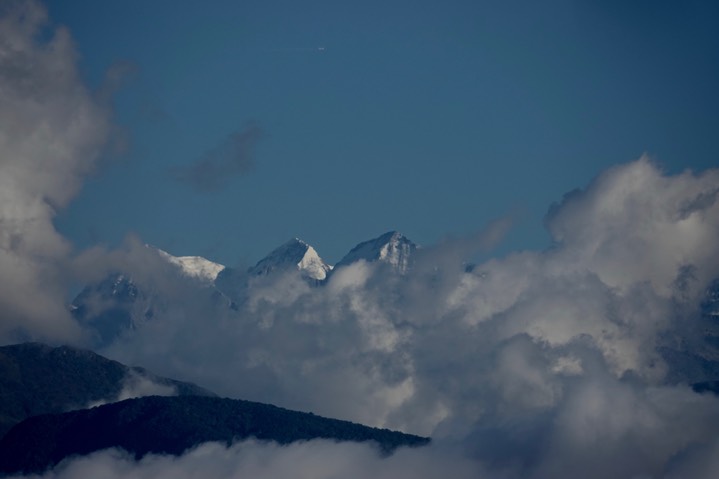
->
[545,158,719,295]
[83,157,719,478]
[171,123,262,192]
[0,0,111,344]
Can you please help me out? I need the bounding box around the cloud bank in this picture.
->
[90,159,719,478]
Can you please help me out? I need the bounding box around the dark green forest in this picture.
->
[0,395,429,475]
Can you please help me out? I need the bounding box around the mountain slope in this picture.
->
[0,395,430,475]
[0,343,215,438]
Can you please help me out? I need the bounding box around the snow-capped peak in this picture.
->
[334,231,417,274]
[249,238,332,281]
[156,249,225,283]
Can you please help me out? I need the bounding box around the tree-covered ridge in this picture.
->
[0,343,214,437]
[0,395,430,476]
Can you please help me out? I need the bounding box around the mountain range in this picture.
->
[72,231,418,346]
[4,231,719,476]
[166,230,417,283]
[70,231,719,384]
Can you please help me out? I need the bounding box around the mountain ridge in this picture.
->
[0,342,215,438]
[71,231,420,346]
[0,395,430,476]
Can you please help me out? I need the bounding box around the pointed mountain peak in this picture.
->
[250,238,332,281]
[335,231,418,274]
[155,248,225,283]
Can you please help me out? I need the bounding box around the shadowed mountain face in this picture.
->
[0,395,430,476]
[70,273,153,346]
[0,343,215,438]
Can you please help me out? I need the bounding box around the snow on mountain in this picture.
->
[156,249,225,283]
[249,238,332,281]
[334,231,417,274]
[72,234,419,347]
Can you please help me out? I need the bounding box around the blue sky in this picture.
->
[50,0,719,266]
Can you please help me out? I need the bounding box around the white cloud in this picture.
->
[10,440,482,479]
[86,371,177,409]
[545,157,719,295]
[91,157,719,478]
[0,0,110,344]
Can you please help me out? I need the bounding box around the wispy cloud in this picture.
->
[171,123,262,193]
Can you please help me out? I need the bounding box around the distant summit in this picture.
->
[334,231,417,274]
[249,238,332,281]
[156,249,225,283]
